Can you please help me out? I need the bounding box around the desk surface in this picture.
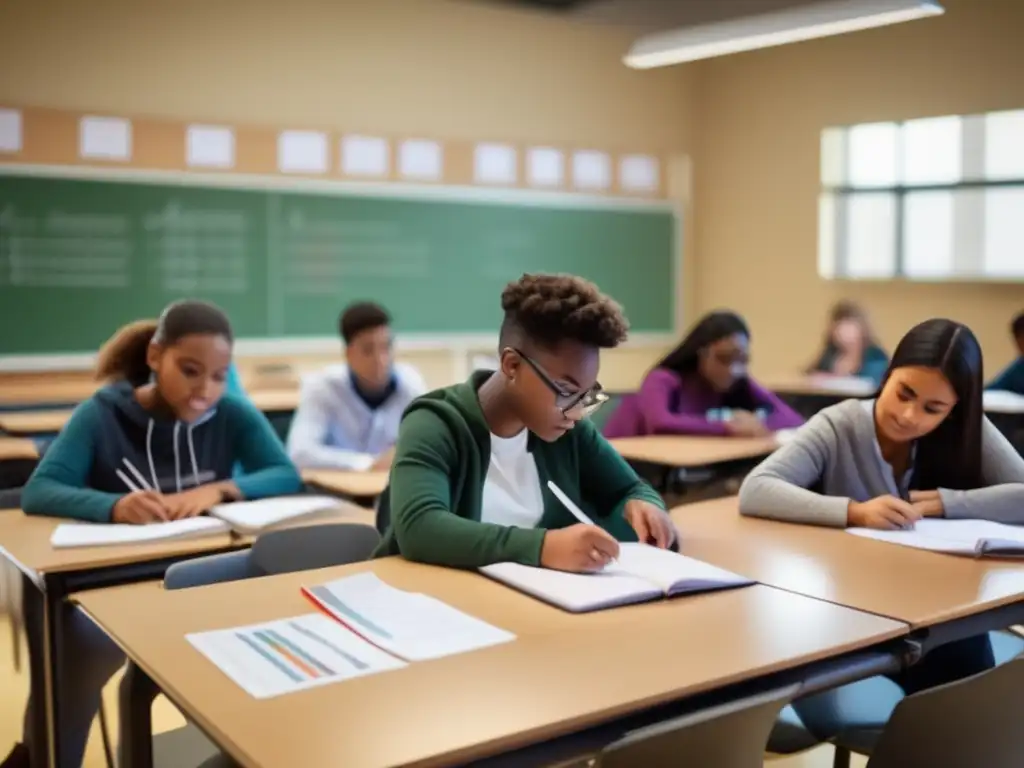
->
[0,380,98,407]
[673,497,1024,629]
[764,375,876,398]
[76,558,905,768]
[0,437,38,461]
[303,469,389,499]
[609,435,780,468]
[0,409,73,435]
[983,389,1024,414]
[248,389,299,413]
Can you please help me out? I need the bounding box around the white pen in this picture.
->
[546,480,596,526]
[547,481,618,565]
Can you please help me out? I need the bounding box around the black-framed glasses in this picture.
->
[511,348,608,418]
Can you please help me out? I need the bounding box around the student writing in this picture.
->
[6,301,301,768]
[739,319,1024,705]
[807,300,889,386]
[287,302,425,471]
[987,310,1024,395]
[375,273,676,572]
[604,310,804,438]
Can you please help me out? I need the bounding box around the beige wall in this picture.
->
[692,0,1024,377]
[4,0,1023,387]
[0,0,692,387]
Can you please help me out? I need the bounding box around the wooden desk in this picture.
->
[0,509,238,581]
[303,469,389,501]
[609,435,780,468]
[248,389,299,413]
[77,560,906,768]
[672,497,1024,630]
[764,375,876,399]
[0,409,73,436]
[0,437,38,461]
[0,379,99,408]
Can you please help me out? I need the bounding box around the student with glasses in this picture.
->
[604,310,804,439]
[374,273,676,572]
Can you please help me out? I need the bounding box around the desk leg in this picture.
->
[41,574,65,768]
[118,664,156,768]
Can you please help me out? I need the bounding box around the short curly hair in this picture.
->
[499,273,629,351]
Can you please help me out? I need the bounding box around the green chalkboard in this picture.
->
[0,172,677,355]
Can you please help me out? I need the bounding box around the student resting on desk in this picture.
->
[287,301,425,471]
[807,300,889,386]
[4,300,301,768]
[375,273,676,571]
[987,310,1024,395]
[603,310,804,438]
[739,318,1024,701]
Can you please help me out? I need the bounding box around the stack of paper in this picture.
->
[187,613,406,699]
[481,542,754,613]
[303,572,515,661]
[50,517,230,548]
[848,518,1024,557]
[209,495,342,534]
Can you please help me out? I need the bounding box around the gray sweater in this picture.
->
[739,399,1024,527]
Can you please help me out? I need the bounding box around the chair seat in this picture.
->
[766,704,821,754]
[153,724,226,768]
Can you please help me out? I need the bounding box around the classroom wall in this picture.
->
[0,0,695,386]
[692,0,1024,378]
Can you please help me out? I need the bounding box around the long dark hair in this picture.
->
[883,319,985,492]
[95,300,234,387]
[653,311,758,410]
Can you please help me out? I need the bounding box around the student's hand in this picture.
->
[910,490,945,518]
[623,500,677,549]
[832,354,859,376]
[847,495,921,530]
[540,524,620,573]
[370,448,395,472]
[112,491,169,524]
[725,410,770,437]
[163,484,229,520]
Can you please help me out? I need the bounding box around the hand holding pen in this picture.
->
[540,481,620,572]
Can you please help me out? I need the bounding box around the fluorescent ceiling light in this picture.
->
[624,0,944,68]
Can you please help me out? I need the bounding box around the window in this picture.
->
[818,109,1024,281]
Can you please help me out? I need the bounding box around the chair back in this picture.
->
[0,487,22,510]
[868,657,1024,768]
[250,523,380,576]
[595,684,799,768]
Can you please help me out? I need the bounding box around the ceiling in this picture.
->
[463,0,827,32]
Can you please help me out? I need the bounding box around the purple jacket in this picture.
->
[603,368,805,438]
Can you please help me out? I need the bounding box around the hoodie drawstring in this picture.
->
[187,424,200,488]
[172,421,182,493]
[146,420,159,491]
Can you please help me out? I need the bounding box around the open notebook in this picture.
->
[848,519,1024,557]
[49,495,344,548]
[480,542,755,613]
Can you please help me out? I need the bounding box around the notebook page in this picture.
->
[50,517,229,548]
[187,613,406,699]
[847,519,1024,555]
[480,562,662,613]
[209,495,341,533]
[304,572,515,662]
[607,543,753,593]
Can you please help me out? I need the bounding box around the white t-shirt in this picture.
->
[481,429,545,529]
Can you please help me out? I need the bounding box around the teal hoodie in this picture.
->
[22,381,301,522]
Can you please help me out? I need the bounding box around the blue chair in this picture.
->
[767,629,1024,766]
[118,522,381,768]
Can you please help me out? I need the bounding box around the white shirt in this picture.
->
[481,429,545,529]
[286,363,426,470]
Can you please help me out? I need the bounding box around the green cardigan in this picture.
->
[374,371,665,568]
